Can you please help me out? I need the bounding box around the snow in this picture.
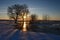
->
[0,21,60,40]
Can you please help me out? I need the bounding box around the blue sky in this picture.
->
[0,0,60,20]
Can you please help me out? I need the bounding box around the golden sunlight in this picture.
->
[22,15,27,32]
[21,14,31,32]
[22,22,27,31]
[24,16,26,19]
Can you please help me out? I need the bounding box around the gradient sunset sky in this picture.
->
[0,0,60,20]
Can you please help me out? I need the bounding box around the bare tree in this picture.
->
[29,14,38,31]
[31,14,37,21]
[7,4,29,29]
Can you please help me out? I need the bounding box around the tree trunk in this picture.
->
[14,13,18,28]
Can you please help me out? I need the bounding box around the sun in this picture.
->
[24,16,26,19]
[22,15,27,32]
[22,14,31,32]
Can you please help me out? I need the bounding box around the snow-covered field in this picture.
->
[0,21,60,40]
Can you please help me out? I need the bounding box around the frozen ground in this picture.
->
[0,21,60,40]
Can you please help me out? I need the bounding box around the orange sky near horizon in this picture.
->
[0,14,60,21]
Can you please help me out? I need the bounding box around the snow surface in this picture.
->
[0,22,60,40]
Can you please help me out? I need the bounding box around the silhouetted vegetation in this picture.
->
[29,14,40,32]
[7,4,29,30]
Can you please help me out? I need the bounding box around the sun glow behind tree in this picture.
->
[22,13,31,32]
[22,14,27,31]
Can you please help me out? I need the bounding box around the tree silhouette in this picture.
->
[31,14,37,21]
[20,4,29,26]
[7,4,29,29]
[29,14,39,31]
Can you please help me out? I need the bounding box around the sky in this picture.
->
[0,0,60,20]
